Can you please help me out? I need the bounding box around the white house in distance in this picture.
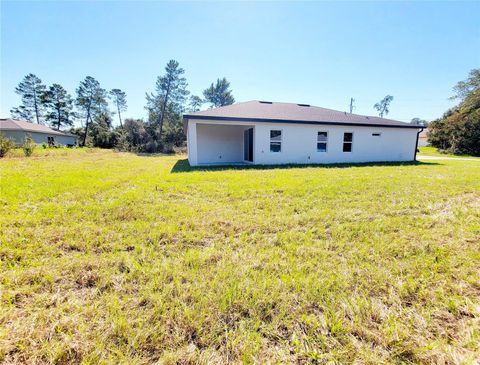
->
[183,101,424,166]
[0,119,78,146]
[418,129,429,147]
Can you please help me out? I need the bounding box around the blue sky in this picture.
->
[1,1,479,125]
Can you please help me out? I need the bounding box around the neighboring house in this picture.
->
[0,119,78,146]
[183,101,424,166]
[418,129,429,147]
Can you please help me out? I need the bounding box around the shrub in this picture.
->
[162,143,175,154]
[144,140,159,153]
[23,134,36,157]
[428,105,480,156]
[173,145,187,155]
[114,129,130,152]
[0,132,15,158]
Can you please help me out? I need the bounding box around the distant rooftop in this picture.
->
[0,119,77,137]
[184,100,419,128]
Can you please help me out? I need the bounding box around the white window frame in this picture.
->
[270,129,282,152]
[343,132,353,153]
[317,131,328,152]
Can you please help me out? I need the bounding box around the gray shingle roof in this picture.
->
[0,119,78,137]
[184,101,418,128]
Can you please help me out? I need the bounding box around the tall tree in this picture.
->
[373,95,394,117]
[145,60,189,142]
[203,77,235,108]
[42,84,74,130]
[10,106,31,121]
[109,89,127,127]
[189,95,204,112]
[450,68,480,101]
[76,76,108,146]
[10,73,46,123]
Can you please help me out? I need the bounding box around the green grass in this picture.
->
[4,147,105,158]
[1,149,479,364]
[418,146,480,159]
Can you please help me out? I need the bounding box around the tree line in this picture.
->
[17,64,475,156]
[428,69,480,156]
[10,60,235,152]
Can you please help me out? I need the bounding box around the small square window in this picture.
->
[344,133,353,142]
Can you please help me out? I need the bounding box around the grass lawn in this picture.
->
[4,147,104,158]
[418,146,480,159]
[1,149,479,364]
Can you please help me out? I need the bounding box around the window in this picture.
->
[47,136,55,146]
[372,133,381,137]
[317,131,328,152]
[270,130,282,152]
[343,132,353,152]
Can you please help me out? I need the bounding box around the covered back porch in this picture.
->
[188,122,254,166]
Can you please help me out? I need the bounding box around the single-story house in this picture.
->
[0,119,78,146]
[183,101,424,166]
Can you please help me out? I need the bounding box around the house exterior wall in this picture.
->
[54,134,77,146]
[187,119,419,166]
[1,130,77,146]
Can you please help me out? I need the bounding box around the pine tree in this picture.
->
[203,78,235,108]
[145,60,189,142]
[10,73,46,123]
[373,95,394,117]
[109,89,127,127]
[189,95,204,112]
[42,84,74,130]
[76,76,108,146]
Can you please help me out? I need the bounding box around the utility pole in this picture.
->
[349,98,355,113]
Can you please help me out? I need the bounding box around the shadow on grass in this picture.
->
[170,159,439,173]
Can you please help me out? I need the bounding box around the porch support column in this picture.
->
[187,120,198,166]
